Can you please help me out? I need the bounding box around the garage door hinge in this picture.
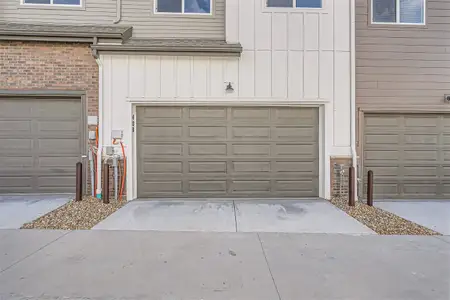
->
[132,114,135,133]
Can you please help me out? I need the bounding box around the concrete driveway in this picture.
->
[93,199,375,235]
[375,201,450,235]
[0,195,72,229]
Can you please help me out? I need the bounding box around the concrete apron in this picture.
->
[375,201,450,235]
[0,194,72,229]
[93,199,375,235]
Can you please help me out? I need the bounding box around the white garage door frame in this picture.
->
[126,99,331,200]
[358,107,450,199]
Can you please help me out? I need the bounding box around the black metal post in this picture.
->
[367,170,374,206]
[103,163,110,204]
[75,162,82,201]
[348,166,355,207]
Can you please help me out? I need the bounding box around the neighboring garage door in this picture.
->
[0,97,84,194]
[137,106,319,198]
[363,113,450,199]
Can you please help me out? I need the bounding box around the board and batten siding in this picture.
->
[102,0,352,154]
[356,0,450,110]
[0,0,225,39]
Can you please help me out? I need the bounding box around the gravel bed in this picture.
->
[21,196,126,230]
[330,197,441,235]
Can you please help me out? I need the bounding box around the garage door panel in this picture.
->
[404,116,439,127]
[0,176,33,190]
[38,156,79,168]
[0,120,32,133]
[276,180,317,193]
[38,176,74,188]
[0,97,83,194]
[137,107,319,198]
[404,134,439,145]
[363,113,449,199]
[231,107,270,121]
[275,144,316,156]
[0,139,33,152]
[403,150,438,161]
[143,144,183,156]
[190,181,227,193]
[0,100,33,117]
[38,120,80,134]
[140,126,183,140]
[189,107,227,120]
[189,144,227,156]
[143,162,183,174]
[189,126,227,139]
[0,156,33,168]
[231,181,271,193]
[38,139,80,154]
[275,108,317,122]
[143,181,183,194]
[274,127,316,141]
[274,161,316,173]
[232,127,271,139]
[37,100,80,117]
[231,144,270,156]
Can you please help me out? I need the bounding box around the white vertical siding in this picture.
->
[101,0,353,199]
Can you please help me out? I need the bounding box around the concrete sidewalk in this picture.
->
[1,230,449,300]
[0,195,72,229]
[375,201,450,235]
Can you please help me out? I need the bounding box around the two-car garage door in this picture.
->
[363,113,450,199]
[0,97,83,194]
[137,106,319,198]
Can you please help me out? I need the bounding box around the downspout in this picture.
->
[92,37,103,199]
[350,0,358,200]
[113,0,122,24]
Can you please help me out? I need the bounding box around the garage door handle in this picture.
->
[81,155,88,159]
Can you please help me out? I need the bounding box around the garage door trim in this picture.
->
[0,90,88,194]
[135,105,322,198]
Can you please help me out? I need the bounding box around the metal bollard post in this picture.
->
[103,163,110,204]
[367,170,374,207]
[75,162,83,201]
[348,166,355,207]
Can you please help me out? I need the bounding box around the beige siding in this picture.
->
[356,0,450,109]
[0,0,225,39]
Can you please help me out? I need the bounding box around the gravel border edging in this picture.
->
[21,196,126,230]
[330,197,441,236]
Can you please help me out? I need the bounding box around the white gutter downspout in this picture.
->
[113,0,122,24]
[95,56,103,199]
[350,0,358,200]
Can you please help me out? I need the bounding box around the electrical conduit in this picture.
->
[350,0,358,200]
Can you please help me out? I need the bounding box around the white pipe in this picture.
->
[89,150,95,197]
[350,0,358,200]
[113,0,122,24]
[113,156,118,200]
[95,57,103,199]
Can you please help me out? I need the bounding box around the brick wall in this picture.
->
[0,41,99,195]
[330,157,353,198]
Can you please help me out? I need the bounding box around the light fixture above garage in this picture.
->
[225,82,234,93]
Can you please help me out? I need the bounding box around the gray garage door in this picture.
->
[137,106,319,198]
[363,113,450,199]
[0,97,84,194]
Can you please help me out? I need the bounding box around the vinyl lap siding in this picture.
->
[356,0,450,109]
[0,0,225,39]
[121,0,224,39]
